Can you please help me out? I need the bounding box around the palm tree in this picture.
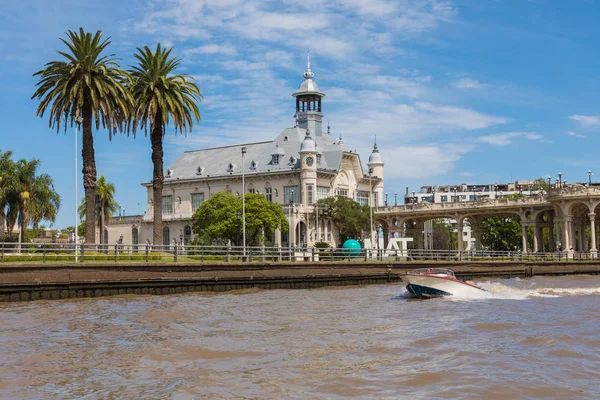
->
[78,175,118,244]
[14,159,61,243]
[0,150,15,240]
[32,28,132,244]
[128,44,202,245]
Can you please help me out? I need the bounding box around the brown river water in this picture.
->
[1,275,599,399]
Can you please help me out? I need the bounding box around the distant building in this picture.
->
[106,56,384,248]
[404,181,540,250]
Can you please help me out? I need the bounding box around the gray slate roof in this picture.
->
[164,127,351,182]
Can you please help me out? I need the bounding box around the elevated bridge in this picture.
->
[374,184,600,257]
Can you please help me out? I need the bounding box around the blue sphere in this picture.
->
[342,239,361,257]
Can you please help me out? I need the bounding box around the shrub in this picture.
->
[45,252,58,262]
[314,242,330,249]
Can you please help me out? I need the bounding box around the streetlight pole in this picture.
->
[369,168,374,246]
[394,192,397,206]
[588,170,593,186]
[74,116,82,262]
[385,192,388,206]
[236,211,241,247]
[241,146,246,258]
[290,190,294,247]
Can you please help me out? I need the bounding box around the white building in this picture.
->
[106,57,384,248]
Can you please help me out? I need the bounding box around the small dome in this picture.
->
[292,54,325,97]
[299,129,316,153]
[368,143,384,165]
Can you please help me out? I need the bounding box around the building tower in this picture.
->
[292,54,325,136]
[367,139,385,206]
[299,129,318,207]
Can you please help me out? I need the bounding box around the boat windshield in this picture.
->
[411,268,455,278]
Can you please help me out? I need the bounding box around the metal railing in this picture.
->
[0,242,598,264]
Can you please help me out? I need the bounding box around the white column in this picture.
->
[533,225,541,253]
[589,213,597,257]
[563,216,572,252]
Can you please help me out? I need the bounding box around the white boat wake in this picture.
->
[400,278,600,301]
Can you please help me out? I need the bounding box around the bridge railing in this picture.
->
[0,242,597,264]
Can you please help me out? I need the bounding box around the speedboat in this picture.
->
[402,268,486,298]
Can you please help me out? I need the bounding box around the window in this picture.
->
[265,187,273,202]
[227,163,235,172]
[337,188,348,198]
[307,184,314,204]
[248,188,258,194]
[441,195,448,202]
[469,195,476,201]
[317,186,329,200]
[162,195,173,214]
[272,155,280,165]
[196,166,204,175]
[374,192,379,206]
[191,193,204,212]
[317,154,322,165]
[249,161,257,170]
[356,191,369,206]
[288,156,296,166]
[163,226,170,246]
[285,186,299,204]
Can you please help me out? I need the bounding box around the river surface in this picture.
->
[1,275,599,399]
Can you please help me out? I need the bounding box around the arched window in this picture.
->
[132,227,139,251]
[162,226,170,246]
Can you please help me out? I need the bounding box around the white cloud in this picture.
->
[569,114,599,125]
[567,131,587,139]
[185,44,237,56]
[383,143,474,179]
[453,77,486,89]
[477,132,543,146]
[459,171,474,177]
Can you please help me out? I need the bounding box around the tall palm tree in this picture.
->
[78,175,118,244]
[0,150,16,240]
[128,44,202,245]
[32,28,132,244]
[14,159,61,243]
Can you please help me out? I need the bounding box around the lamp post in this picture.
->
[518,185,523,197]
[236,211,241,247]
[547,175,551,189]
[369,168,374,246]
[494,185,498,198]
[412,191,416,204]
[290,190,294,247]
[588,170,593,186]
[180,230,184,255]
[394,192,397,206]
[453,187,457,202]
[558,172,562,186]
[74,116,82,261]
[241,146,246,257]
[432,187,435,203]
[385,192,388,206]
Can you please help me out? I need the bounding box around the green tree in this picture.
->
[191,192,287,246]
[77,174,118,244]
[128,44,202,245]
[479,215,522,251]
[317,196,370,242]
[32,28,132,244]
[431,219,454,250]
[13,159,61,243]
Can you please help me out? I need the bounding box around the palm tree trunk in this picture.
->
[151,116,164,246]
[82,106,97,244]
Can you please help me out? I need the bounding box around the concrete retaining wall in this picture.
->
[0,261,598,302]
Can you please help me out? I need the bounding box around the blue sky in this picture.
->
[2,0,600,229]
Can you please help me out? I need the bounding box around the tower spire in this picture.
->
[373,134,378,151]
[303,49,314,79]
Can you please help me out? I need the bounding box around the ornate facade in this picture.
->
[106,57,384,248]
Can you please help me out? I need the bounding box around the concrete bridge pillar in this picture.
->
[521,224,528,254]
[457,219,464,251]
[563,216,572,252]
[549,223,555,251]
[533,225,542,252]
[589,213,597,258]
